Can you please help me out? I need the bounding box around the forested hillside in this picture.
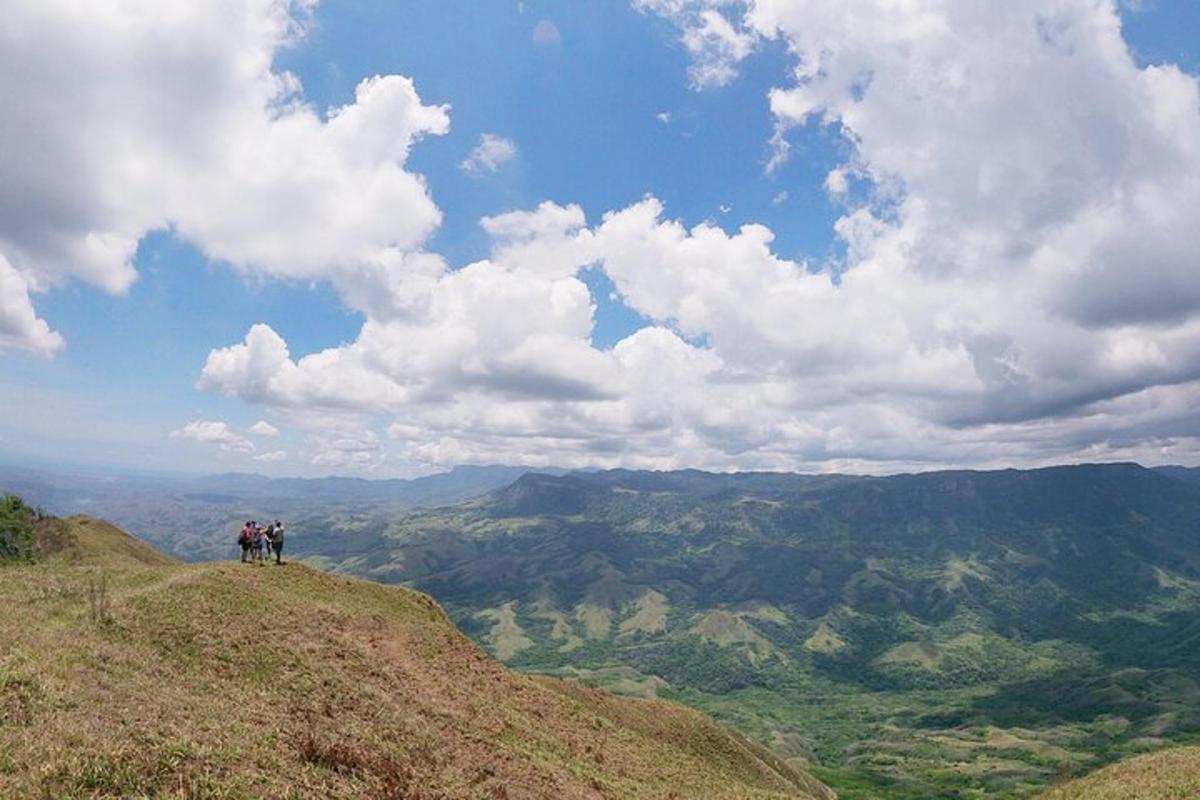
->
[304,463,1200,798]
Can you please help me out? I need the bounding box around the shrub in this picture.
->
[0,495,34,562]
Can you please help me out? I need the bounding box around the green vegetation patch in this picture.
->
[476,601,535,660]
[0,496,34,563]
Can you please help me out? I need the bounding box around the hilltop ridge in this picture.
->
[1037,746,1200,799]
[0,509,831,799]
[33,513,177,567]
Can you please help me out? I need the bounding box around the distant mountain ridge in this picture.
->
[0,463,547,561]
[2,463,541,505]
[303,462,1200,799]
[1154,464,1200,484]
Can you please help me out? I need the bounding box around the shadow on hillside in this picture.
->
[933,666,1200,734]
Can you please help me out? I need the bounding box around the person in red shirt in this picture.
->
[238,521,254,563]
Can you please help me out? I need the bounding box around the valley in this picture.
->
[290,463,1200,798]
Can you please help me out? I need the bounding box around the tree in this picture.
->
[0,495,35,562]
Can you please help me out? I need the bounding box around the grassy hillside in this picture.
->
[0,512,830,799]
[1037,746,1200,799]
[35,513,178,567]
[300,463,1200,798]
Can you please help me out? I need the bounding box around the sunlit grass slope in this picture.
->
[35,513,177,567]
[1037,746,1200,799]
[0,514,831,799]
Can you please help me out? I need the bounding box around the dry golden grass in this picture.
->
[1037,746,1200,800]
[33,514,177,568]
[0,518,832,799]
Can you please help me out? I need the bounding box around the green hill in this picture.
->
[1037,746,1200,799]
[0,507,831,799]
[299,463,1200,798]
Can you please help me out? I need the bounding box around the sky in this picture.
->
[1,0,1199,478]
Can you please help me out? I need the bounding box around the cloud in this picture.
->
[739,0,1200,335]
[0,253,63,356]
[0,0,448,354]
[169,421,254,454]
[532,19,561,47]
[481,201,596,278]
[199,322,407,410]
[14,0,1200,473]
[591,0,1200,460]
[205,80,1200,474]
[823,168,847,196]
[309,428,381,469]
[249,420,280,437]
[200,207,612,414]
[459,134,518,175]
[634,1,755,88]
[253,449,288,462]
[656,111,672,124]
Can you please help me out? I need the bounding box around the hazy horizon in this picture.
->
[2,453,1194,488]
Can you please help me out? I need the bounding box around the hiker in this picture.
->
[252,522,267,564]
[269,519,285,564]
[238,521,254,563]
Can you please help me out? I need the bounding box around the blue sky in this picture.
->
[2,1,1199,476]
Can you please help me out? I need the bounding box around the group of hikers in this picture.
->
[237,519,285,565]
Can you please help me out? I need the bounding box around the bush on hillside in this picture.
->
[0,495,35,562]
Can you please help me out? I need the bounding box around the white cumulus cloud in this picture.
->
[459,134,519,175]
[170,421,255,454]
[634,0,755,88]
[599,0,1200,465]
[0,0,448,354]
[0,254,63,356]
[309,428,381,469]
[249,420,280,437]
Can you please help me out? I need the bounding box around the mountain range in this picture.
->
[289,462,1200,799]
[7,460,1200,798]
